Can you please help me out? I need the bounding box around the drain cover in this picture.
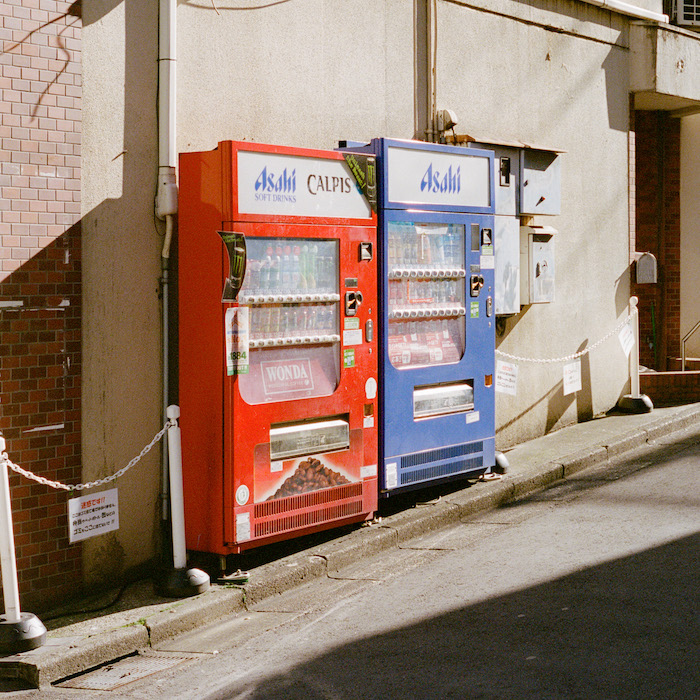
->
[55,653,195,691]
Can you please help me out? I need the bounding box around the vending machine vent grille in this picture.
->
[401,456,484,486]
[254,500,365,538]
[254,482,364,519]
[401,441,483,469]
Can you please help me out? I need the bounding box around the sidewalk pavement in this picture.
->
[3,402,700,689]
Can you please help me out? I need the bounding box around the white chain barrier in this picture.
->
[495,311,635,364]
[2,309,637,490]
[0,419,176,492]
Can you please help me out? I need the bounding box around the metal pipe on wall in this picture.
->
[157,0,178,522]
[426,0,438,142]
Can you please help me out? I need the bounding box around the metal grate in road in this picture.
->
[55,652,196,691]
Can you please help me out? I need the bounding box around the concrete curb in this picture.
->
[3,624,150,689]
[4,403,700,687]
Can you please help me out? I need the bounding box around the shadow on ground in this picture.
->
[216,533,699,700]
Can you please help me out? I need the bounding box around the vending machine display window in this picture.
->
[387,221,466,369]
[237,236,341,404]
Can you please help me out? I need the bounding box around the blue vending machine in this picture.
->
[342,139,496,495]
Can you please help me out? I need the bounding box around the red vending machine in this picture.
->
[179,141,378,557]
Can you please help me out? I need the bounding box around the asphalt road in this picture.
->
[11,428,699,699]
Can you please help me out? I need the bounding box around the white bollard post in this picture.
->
[0,437,21,626]
[629,296,641,399]
[166,406,187,570]
[617,296,653,413]
[0,436,46,653]
[158,406,210,597]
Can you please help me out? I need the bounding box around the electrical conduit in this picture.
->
[157,0,178,522]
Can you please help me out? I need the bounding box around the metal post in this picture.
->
[0,440,20,626]
[630,296,641,399]
[156,407,210,597]
[167,405,186,570]
[617,296,653,413]
[0,436,46,653]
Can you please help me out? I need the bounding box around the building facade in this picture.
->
[0,0,82,611]
[1,0,699,608]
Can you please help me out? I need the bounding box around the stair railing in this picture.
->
[681,320,700,371]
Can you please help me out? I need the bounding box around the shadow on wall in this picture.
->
[0,1,87,612]
[220,532,699,699]
[495,250,633,445]
[505,0,630,134]
[0,228,82,612]
[496,317,595,445]
[77,0,164,592]
[1,0,161,610]
[539,339,594,431]
[1,1,82,121]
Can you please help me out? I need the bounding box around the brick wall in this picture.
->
[631,111,681,371]
[663,121,681,362]
[0,1,82,611]
[640,371,700,407]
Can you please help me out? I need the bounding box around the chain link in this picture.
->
[0,419,176,492]
[2,315,635,487]
[495,312,634,364]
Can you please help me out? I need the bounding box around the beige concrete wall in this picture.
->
[619,0,665,15]
[81,1,162,586]
[436,0,632,447]
[680,114,700,358]
[80,0,638,576]
[631,23,700,111]
[177,0,417,152]
[176,0,633,449]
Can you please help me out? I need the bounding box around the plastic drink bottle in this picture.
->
[292,246,301,289]
[260,247,273,290]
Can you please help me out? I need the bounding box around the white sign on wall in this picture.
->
[237,151,373,219]
[68,488,119,543]
[563,359,582,396]
[387,146,491,209]
[496,359,518,395]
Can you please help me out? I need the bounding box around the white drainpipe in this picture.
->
[156,0,178,521]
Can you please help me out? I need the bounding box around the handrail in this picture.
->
[681,320,700,371]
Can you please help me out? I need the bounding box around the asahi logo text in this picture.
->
[254,166,297,203]
[420,163,461,194]
[262,358,314,395]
